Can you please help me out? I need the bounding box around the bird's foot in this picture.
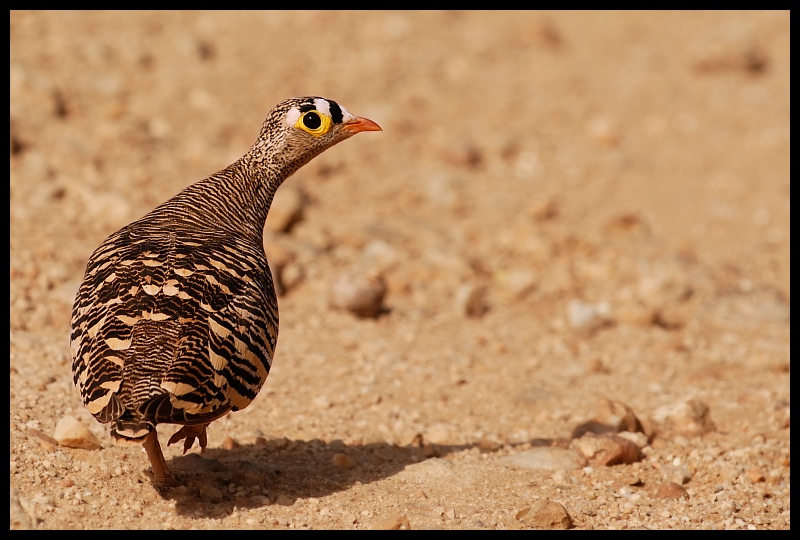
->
[167,424,209,455]
[142,430,180,488]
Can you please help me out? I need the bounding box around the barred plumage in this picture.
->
[70,97,381,486]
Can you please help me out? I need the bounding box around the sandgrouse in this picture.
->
[70,97,381,486]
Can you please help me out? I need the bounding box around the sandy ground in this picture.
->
[9,11,789,530]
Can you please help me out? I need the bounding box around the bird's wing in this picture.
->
[71,225,276,427]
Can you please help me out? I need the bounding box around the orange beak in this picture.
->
[342,116,382,135]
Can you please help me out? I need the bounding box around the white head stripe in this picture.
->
[314,98,331,117]
[340,104,356,123]
[285,106,301,127]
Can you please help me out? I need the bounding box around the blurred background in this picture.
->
[10,11,790,529]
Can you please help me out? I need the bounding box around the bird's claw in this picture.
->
[167,424,208,455]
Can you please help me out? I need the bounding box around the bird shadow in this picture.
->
[149,436,560,519]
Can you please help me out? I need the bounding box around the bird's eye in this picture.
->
[295,110,332,137]
[303,112,321,130]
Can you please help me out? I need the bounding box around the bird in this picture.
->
[70,96,381,486]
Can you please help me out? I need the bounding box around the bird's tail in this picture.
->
[110,418,153,446]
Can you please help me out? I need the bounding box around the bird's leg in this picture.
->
[167,424,209,455]
[142,430,178,487]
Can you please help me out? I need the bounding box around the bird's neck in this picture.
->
[151,155,290,241]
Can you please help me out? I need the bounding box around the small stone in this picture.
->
[274,493,293,506]
[654,482,690,500]
[616,431,649,449]
[329,272,387,318]
[652,399,716,437]
[602,400,645,433]
[573,434,640,466]
[586,116,621,147]
[198,483,224,503]
[496,269,537,300]
[516,499,573,529]
[331,453,354,469]
[454,283,488,318]
[585,358,610,374]
[221,437,239,450]
[661,464,693,485]
[30,495,54,507]
[551,470,578,485]
[423,423,454,445]
[53,415,102,450]
[499,448,587,471]
[572,399,645,439]
[567,300,611,331]
[445,508,456,520]
[443,139,482,169]
[660,510,672,518]
[369,512,410,530]
[280,262,304,292]
[265,186,304,233]
[341,511,357,524]
[10,487,34,530]
[250,494,269,505]
[25,428,59,447]
[745,469,765,483]
[361,240,399,273]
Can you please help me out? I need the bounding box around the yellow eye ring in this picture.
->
[295,110,332,137]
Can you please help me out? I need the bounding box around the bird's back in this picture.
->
[70,198,277,442]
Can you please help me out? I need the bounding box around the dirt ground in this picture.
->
[9,11,790,530]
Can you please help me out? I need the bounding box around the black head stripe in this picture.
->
[328,100,343,124]
[299,102,316,114]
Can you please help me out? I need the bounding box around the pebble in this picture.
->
[551,470,579,485]
[280,262,304,292]
[341,511,357,524]
[495,269,537,300]
[661,464,693,485]
[498,448,587,471]
[616,430,649,449]
[600,400,645,433]
[10,487,34,529]
[745,469,765,483]
[198,483,224,503]
[443,139,482,169]
[221,437,239,450]
[454,283,488,318]
[516,499,573,529]
[567,300,611,331]
[445,508,456,520]
[274,493,293,506]
[265,186,304,233]
[53,415,102,450]
[331,453,354,469]
[652,399,716,437]
[586,116,621,147]
[654,481,690,500]
[30,495,54,507]
[360,240,399,273]
[368,512,410,530]
[423,423,454,445]
[328,272,387,318]
[25,428,59,447]
[572,434,640,466]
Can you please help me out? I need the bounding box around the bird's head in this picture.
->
[254,96,381,171]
